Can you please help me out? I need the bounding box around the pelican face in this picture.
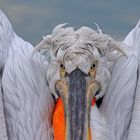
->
[56,66,100,140]
[44,25,112,140]
[34,24,119,139]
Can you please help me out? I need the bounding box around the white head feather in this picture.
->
[33,24,128,99]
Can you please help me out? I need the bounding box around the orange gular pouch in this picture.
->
[52,98,66,140]
[52,97,96,140]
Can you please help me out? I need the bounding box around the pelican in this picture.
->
[0,9,140,140]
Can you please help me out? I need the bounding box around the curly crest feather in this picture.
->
[33,24,129,99]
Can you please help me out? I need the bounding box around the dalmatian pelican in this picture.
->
[32,22,128,140]
[0,9,140,140]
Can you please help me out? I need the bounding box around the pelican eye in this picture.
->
[60,63,67,78]
[60,63,65,69]
[89,61,98,78]
[91,63,96,69]
[91,61,98,69]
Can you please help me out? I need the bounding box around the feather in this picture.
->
[1,8,140,140]
[124,20,140,140]
[0,9,54,140]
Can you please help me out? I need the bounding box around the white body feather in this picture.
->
[0,10,54,140]
[0,9,140,140]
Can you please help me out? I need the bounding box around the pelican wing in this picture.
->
[0,10,54,140]
[1,8,140,140]
[124,21,140,140]
[100,21,140,140]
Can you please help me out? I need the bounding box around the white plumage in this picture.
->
[0,9,140,140]
[0,10,54,140]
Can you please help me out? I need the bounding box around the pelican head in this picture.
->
[33,24,127,140]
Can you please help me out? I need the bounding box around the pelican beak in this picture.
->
[56,69,100,140]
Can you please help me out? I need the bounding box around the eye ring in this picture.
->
[91,61,98,69]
